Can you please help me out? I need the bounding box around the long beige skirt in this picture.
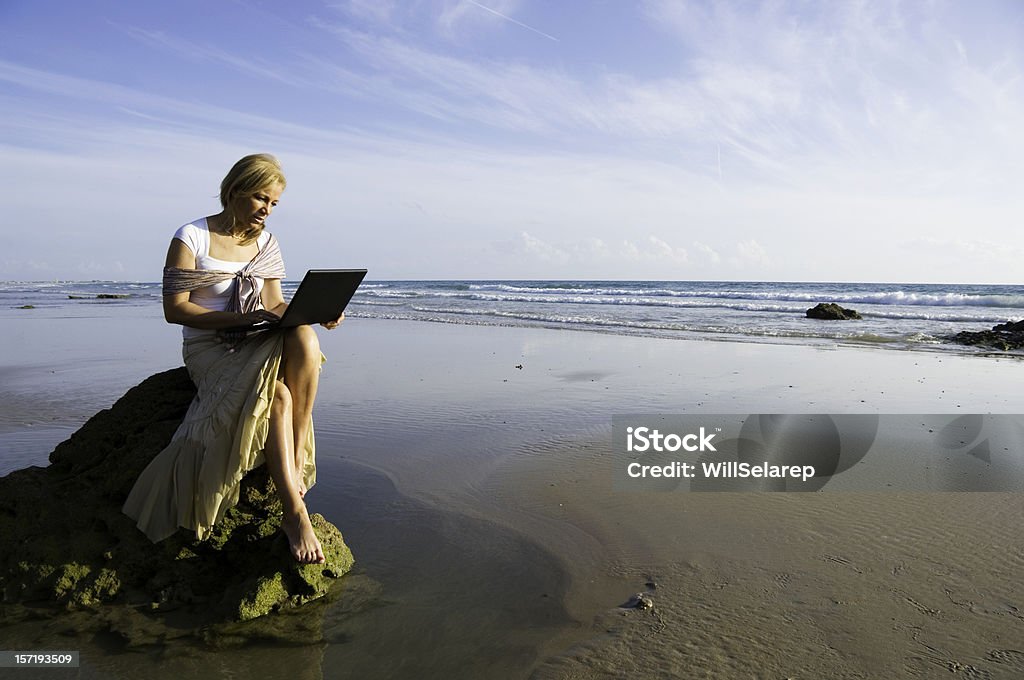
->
[123,331,317,542]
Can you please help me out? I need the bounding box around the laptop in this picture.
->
[232,268,368,332]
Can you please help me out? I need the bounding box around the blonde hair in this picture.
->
[219,153,287,243]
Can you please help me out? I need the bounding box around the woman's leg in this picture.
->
[280,325,321,497]
[265,378,324,563]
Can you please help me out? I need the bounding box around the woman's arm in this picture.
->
[261,278,288,317]
[162,238,278,329]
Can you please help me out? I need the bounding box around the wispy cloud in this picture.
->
[297,1,1024,198]
[115,24,297,85]
[516,232,691,271]
[464,0,558,41]
[332,0,399,25]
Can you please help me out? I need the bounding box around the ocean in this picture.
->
[4,279,1023,353]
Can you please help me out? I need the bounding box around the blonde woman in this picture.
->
[124,154,340,564]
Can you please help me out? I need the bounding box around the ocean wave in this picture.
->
[400,305,917,343]
[810,291,1024,308]
[863,309,1008,322]
[359,290,424,299]
[467,283,644,295]
[450,284,1024,309]
[360,291,1012,322]
[389,291,808,311]
[905,333,943,344]
[347,299,404,307]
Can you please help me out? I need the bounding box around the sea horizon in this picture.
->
[4,276,1024,285]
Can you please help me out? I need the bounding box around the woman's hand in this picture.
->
[321,312,345,330]
[241,309,281,325]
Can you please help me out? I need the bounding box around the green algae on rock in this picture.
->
[0,367,354,631]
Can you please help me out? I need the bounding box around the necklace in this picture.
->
[211,214,241,238]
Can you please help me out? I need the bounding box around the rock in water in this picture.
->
[806,302,862,320]
[952,319,1024,351]
[0,367,354,628]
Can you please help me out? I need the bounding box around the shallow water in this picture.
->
[0,315,603,679]
[0,457,574,680]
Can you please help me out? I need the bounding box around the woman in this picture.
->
[123,154,339,564]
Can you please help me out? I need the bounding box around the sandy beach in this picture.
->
[3,310,1024,679]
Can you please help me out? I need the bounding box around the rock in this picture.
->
[67,294,129,300]
[17,305,35,309]
[621,592,654,610]
[995,320,1024,333]
[0,368,354,631]
[952,319,1024,351]
[806,302,862,320]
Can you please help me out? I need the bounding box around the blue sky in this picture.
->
[2,0,1022,282]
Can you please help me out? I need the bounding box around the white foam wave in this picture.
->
[452,284,1024,308]
[394,291,809,312]
[359,291,1014,322]
[348,299,404,307]
[403,305,915,342]
[359,290,422,298]
[348,307,971,352]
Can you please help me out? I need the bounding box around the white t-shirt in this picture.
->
[172,218,273,339]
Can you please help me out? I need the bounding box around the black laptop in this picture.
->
[233,268,367,331]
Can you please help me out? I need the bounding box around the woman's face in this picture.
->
[230,182,283,230]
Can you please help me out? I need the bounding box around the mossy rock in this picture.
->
[0,368,354,633]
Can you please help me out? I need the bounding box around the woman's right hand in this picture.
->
[240,309,281,325]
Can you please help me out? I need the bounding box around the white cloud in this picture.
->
[900,238,1024,262]
[518,231,568,263]
[76,260,125,275]
[646,236,689,264]
[693,241,722,265]
[512,232,689,274]
[731,240,771,269]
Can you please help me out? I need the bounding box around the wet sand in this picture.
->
[3,313,1024,678]
[497,448,1024,678]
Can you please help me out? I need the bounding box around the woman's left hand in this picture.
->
[321,312,345,330]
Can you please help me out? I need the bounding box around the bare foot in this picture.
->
[295,466,307,499]
[281,509,325,564]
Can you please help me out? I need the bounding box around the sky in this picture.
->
[1,0,1023,283]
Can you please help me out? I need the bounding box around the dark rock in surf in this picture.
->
[952,319,1024,351]
[806,303,862,320]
